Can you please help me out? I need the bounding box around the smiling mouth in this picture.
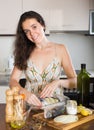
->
[32,35,38,41]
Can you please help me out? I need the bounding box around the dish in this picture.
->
[54,115,78,124]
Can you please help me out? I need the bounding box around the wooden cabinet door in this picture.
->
[62,0,90,31]
[22,0,63,32]
[89,0,94,9]
[0,0,91,34]
[0,0,22,34]
[23,0,91,31]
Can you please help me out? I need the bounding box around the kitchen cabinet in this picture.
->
[22,0,90,31]
[22,0,63,32]
[0,0,22,35]
[89,0,94,10]
[62,0,90,31]
[0,86,9,103]
[0,0,92,34]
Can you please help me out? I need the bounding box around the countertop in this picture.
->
[0,74,10,86]
[0,70,94,86]
[0,104,55,130]
[60,70,94,79]
[1,104,94,130]
[0,71,25,86]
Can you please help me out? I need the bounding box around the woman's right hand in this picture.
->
[20,89,42,107]
[26,93,42,107]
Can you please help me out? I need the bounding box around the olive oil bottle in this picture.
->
[77,64,90,107]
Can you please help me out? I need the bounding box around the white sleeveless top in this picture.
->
[24,48,63,96]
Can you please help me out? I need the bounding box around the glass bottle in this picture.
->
[66,100,77,115]
[11,94,25,129]
[77,64,90,107]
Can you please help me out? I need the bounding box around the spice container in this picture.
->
[5,89,14,123]
[66,100,77,115]
[5,87,26,129]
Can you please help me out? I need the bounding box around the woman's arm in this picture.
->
[60,44,77,89]
[9,66,42,106]
[9,66,23,89]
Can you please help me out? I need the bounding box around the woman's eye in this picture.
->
[24,30,29,34]
[33,25,37,29]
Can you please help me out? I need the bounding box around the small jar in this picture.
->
[66,100,77,115]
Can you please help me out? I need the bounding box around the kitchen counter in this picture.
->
[60,70,94,79]
[0,71,26,86]
[0,74,10,86]
[0,70,94,86]
[0,104,57,130]
[1,104,94,130]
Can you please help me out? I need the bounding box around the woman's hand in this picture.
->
[26,93,42,107]
[40,79,61,98]
[20,89,42,107]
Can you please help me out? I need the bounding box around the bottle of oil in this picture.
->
[77,64,90,107]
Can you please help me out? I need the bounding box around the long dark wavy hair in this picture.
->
[13,11,46,70]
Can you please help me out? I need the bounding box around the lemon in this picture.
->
[81,109,89,116]
[80,108,92,116]
[77,104,93,116]
[77,105,85,113]
[85,108,93,115]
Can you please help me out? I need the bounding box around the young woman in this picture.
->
[10,11,77,106]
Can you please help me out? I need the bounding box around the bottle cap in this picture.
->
[81,64,86,69]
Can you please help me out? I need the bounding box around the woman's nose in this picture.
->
[29,30,33,36]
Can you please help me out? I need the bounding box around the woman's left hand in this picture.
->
[40,79,61,98]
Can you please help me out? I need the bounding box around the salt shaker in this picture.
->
[66,100,77,115]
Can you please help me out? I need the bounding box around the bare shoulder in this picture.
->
[54,43,67,53]
[56,43,66,49]
[52,43,70,62]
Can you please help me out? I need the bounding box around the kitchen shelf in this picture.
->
[0,34,16,36]
[85,33,94,36]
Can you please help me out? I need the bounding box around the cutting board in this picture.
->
[33,111,94,130]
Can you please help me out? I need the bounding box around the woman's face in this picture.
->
[22,18,45,44]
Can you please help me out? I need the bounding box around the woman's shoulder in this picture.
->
[50,42,67,58]
[53,42,67,51]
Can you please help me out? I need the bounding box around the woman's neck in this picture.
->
[35,38,50,50]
